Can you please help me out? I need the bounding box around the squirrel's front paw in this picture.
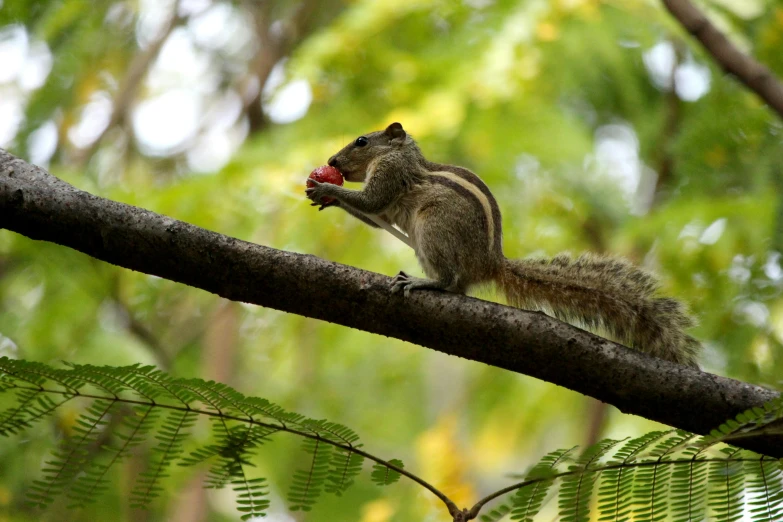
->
[305,179,338,206]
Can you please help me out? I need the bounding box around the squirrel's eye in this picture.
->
[355,136,369,147]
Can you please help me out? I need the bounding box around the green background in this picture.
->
[1,0,782,520]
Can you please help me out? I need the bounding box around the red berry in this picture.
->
[307,165,344,204]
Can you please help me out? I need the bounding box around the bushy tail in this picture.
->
[499,253,700,367]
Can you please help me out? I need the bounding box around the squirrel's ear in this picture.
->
[385,122,406,141]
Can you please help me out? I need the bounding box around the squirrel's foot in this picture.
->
[390,272,448,297]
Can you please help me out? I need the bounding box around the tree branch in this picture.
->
[240,0,334,133]
[1,148,781,457]
[661,0,783,120]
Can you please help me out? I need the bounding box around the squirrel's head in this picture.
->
[328,122,414,182]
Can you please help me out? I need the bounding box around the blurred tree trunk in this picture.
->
[169,300,240,522]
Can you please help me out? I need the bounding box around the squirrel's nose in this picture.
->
[328,155,338,168]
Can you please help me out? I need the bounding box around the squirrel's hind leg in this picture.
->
[390,271,462,297]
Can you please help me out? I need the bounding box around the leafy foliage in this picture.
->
[326,447,365,496]
[2,357,783,521]
[0,358,386,520]
[596,431,671,521]
[130,409,198,508]
[510,447,576,521]
[484,399,783,522]
[708,447,745,522]
[744,457,783,522]
[288,437,333,511]
[371,458,405,486]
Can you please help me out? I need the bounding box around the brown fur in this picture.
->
[310,123,700,367]
[500,255,699,366]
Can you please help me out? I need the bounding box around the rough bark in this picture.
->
[0,148,780,456]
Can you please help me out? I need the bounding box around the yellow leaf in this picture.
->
[0,486,10,506]
[769,301,783,345]
[415,414,476,510]
[750,334,772,367]
[56,405,81,437]
[360,499,395,522]
[386,90,465,137]
[536,22,559,42]
[471,411,525,473]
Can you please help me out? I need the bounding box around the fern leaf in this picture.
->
[631,431,696,522]
[202,440,270,520]
[598,432,672,522]
[480,503,511,522]
[27,398,120,508]
[122,365,194,403]
[0,388,45,435]
[0,358,82,392]
[511,447,575,521]
[670,447,709,522]
[371,459,405,486]
[295,419,364,497]
[244,396,306,427]
[130,409,198,508]
[63,364,135,397]
[302,419,361,445]
[204,425,276,489]
[134,371,206,407]
[598,464,636,522]
[559,439,621,522]
[194,379,254,417]
[632,463,673,522]
[744,455,783,522]
[326,447,365,496]
[646,430,694,459]
[611,431,674,464]
[0,388,73,436]
[0,360,393,516]
[288,437,334,511]
[706,397,783,443]
[68,404,162,508]
[233,476,270,520]
[707,447,745,522]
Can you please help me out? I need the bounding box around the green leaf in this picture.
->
[288,437,334,511]
[371,459,405,486]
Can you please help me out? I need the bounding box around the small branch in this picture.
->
[108,275,172,369]
[1,149,782,459]
[241,0,345,133]
[76,7,185,164]
[652,37,686,206]
[661,0,783,120]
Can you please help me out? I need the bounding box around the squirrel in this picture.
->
[306,122,700,367]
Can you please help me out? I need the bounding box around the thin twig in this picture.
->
[661,0,783,120]
[76,6,185,164]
